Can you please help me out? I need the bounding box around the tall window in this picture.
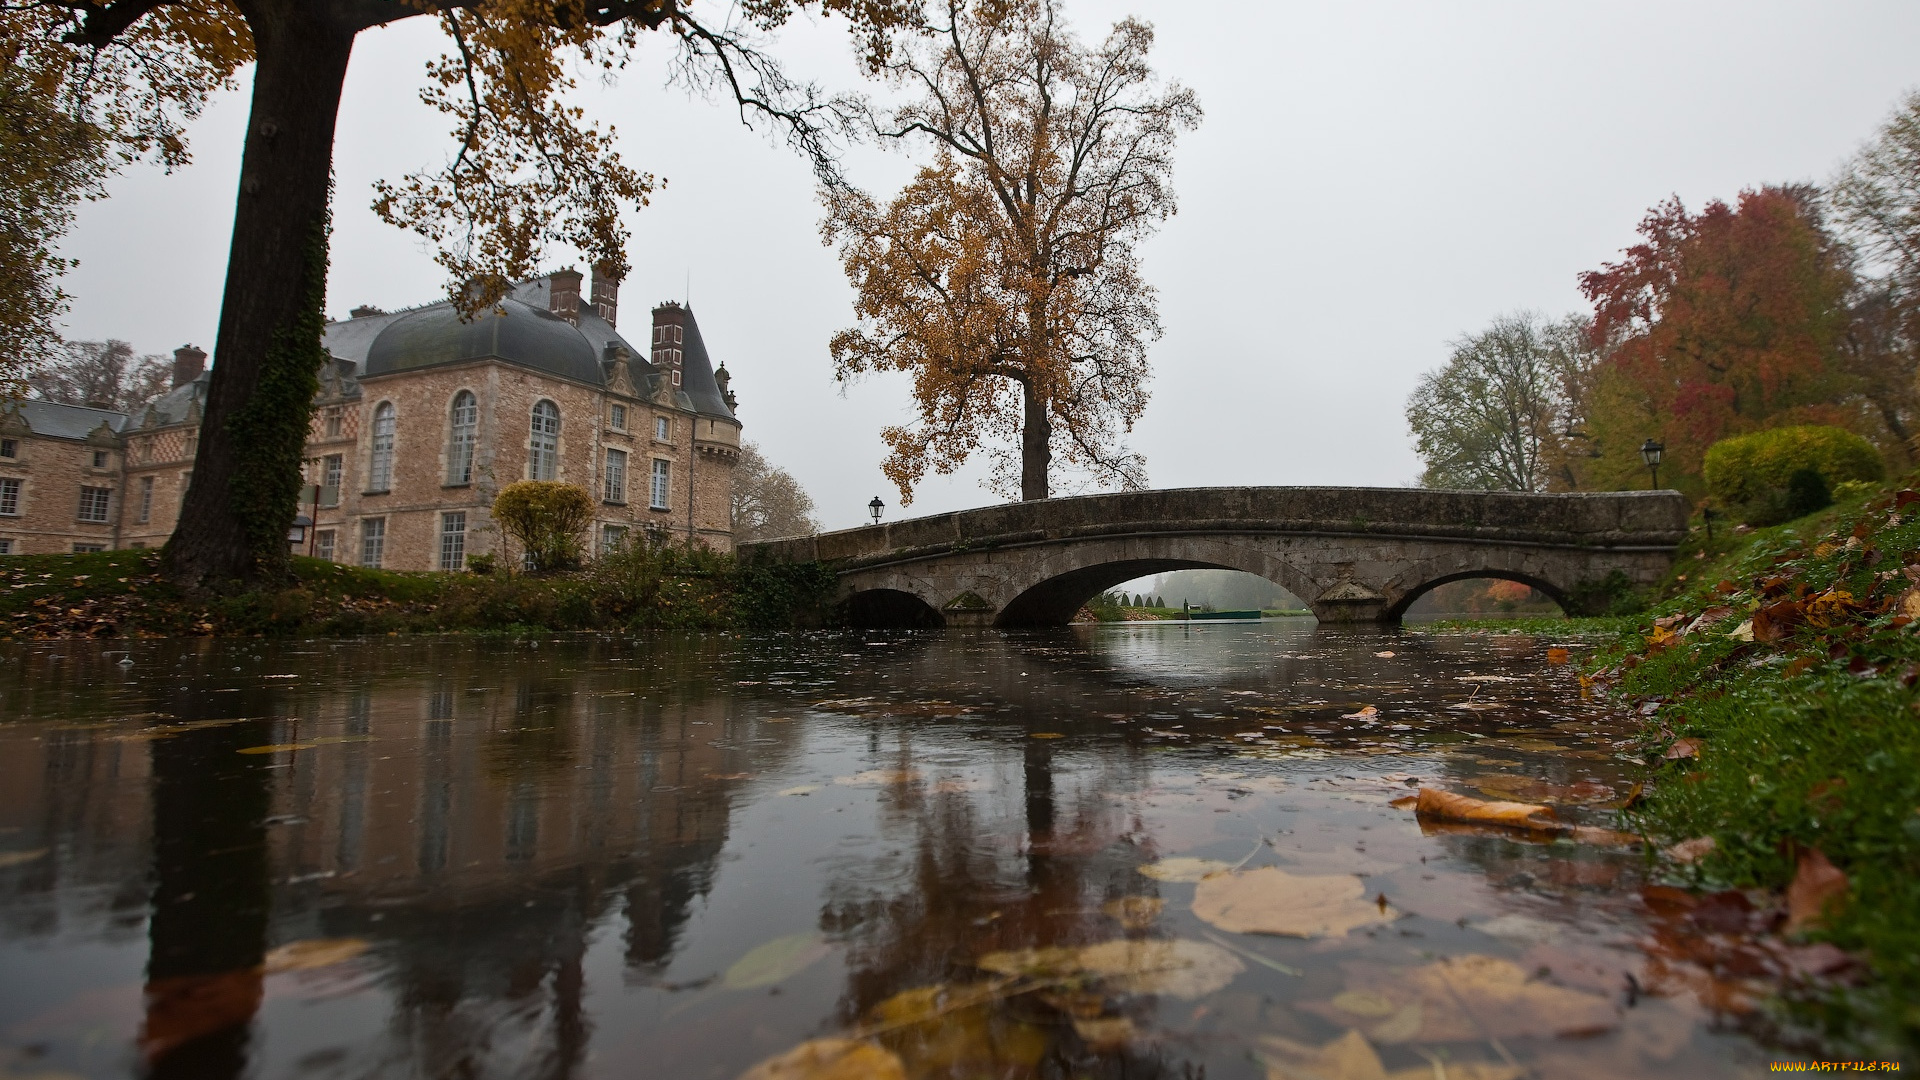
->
[0,438,15,458]
[369,402,396,492]
[529,400,559,480]
[604,448,627,503]
[609,403,627,430]
[439,512,467,571]
[137,477,154,523]
[90,450,108,468]
[325,407,343,438]
[77,486,110,523]
[650,459,671,510]
[360,518,386,568]
[314,529,336,562]
[447,391,477,485]
[655,416,669,441]
[0,478,19,516]
[321,455,343,505]
[601,524,628,554]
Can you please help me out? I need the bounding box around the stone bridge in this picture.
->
[742,487,1691,627]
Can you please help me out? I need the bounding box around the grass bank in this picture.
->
[1574,484,1920,1055]
[0,544,838,639]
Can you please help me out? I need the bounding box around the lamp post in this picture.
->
[1639,438,1665,490]
[868,496,885,525]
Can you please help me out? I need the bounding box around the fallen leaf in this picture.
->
[737,1039,906,1080]
[1373,651,1396,658]
[1785,847,1848,934]
[264,938,368,973]
[140,970,263,1063]
[977,939,1243,999]
[1191,867,1392,938]
[1664,738,1703,761]
[832,770,920,787]
[1546,648,1570,664]
[1304,954,1616,1043]
[1340,706,1379,720]
[1102,896,1164,930]
[1136,856,1235,882]
[1665,837,1716,864]
[724,932,831,990]
[1411,787,1559,832]
[776,785,820,797]
[865,983,1050,1072]
[1070,1015,1136,1050]
[1259,1029,1390,1080]
[1028,732,1065,739]
[0,848,50,868]
[1727,619,1755,642]
[1752,600,1805,643]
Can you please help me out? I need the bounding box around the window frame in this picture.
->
[529,399,560,481]
[0,438,15,459]
[314,529,336,562]
[447,390,478,486]
[77,485,111,523]
[321,454,344,506]
[368,402,397,493]
[601,523,628,555]
[609,403,627,431]
[650,458,671,510]
[603,447,627,504]
[137,476,154,524]
[360,517,386,568]
[0,478,18,517]
[90,449,108,469]
[654,416,670,442]
[439,511,467,571]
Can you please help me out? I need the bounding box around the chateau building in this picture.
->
[0,268,743,566]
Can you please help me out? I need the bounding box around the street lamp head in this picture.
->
[1639,438,1664,467]
[868,496,885,524]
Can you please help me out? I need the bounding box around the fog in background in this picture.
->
[53,1,1920,531]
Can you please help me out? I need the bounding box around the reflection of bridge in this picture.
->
[744,487,1691,627]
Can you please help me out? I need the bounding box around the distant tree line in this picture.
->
[1408,90,1920,499]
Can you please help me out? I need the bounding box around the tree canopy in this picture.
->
[1404,312,1590,492]
[823,0,1199,503]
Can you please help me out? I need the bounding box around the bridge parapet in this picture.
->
[742,487,1691,627]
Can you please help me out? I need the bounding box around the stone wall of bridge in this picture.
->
[742,487,1691,627]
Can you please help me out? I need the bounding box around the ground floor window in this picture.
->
[72,543,105,553]
[439,512,467,571]
[137,476,153,523]
[0,540,12,555]
[650,459,671,509]
[601,524,628,555]
[314,529,336,562]
[129,541,146,550]
[361,518,386,568]
[77,486,110,523]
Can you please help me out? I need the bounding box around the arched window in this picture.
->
[529,400,560,481]
[447,391,477,485]
[369,402,396,492]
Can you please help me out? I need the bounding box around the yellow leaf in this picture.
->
[1135,857,1233,882]
[724,933,831,990]
[1191,867,1392,938]
[1411,787,1559,832]
[832,770,920,787]
[977,939,1242,1000]
[264,938,369,973]
[1302,954,1615,1042]
[1258,1029,1387,1080]
[737,1039,905,1080]
[1102,896,1164,930]
[1070,1014,1136,1049]
[1028,732,1065,739]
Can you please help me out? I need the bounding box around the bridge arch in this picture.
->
[994,536,1319,627]
[844,588,945,628]
[1384,569,1571,622]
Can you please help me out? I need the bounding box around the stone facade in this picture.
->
[0,271,743,568]
[743,486,1692,626]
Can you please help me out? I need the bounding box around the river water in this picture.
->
[0,623,1771,1079]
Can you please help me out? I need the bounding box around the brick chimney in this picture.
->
[651,302,685,388]
[590,263,619,328]
[172,345,207,389]
[548,269,583,324]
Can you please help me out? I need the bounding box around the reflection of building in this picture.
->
[0,268,743,564]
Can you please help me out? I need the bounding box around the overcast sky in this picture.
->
[55,1,1920,531]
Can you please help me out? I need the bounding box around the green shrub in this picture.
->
[1703,426,1883,525]
[491,481,596,572]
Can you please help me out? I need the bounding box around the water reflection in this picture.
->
[0,626,1768,1078]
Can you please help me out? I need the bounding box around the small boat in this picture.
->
[1187,609,1262,620]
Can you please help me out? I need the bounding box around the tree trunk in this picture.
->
[162,6,355,591]
[1020,379,1051,501]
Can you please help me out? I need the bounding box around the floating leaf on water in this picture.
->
[832,770,921,787]
[736,1038,905,1080]
[1028,732,1065,739]
[1257,1029,1388,1080]
[1665,836,1716,864]
[977,939,1243,1000]
[1070,1014,1136,1050]
[1330,990,1397,1018]
[1301,953,1616,1043]
[0,848,50,868]
[264,938,369,973]
[1102,896,1164,930]
[1785,847,1848,934]
[866,983,1050,1073]
[1191,867,1392,938]
[1340,706,1379,720]
[777,785,821,797]
[723,932,831,990]
[1411,787,1559,832]
[1373,651,1396,658]
[237,743,318,754]
[1136,857,1234,882]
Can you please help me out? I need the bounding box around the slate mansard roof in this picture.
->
[0,399,130,441]
[323,278,738,422]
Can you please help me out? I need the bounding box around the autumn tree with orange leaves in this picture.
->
[5,0,912,590]
[1573,186,1857,495]
[823,0,1199,504]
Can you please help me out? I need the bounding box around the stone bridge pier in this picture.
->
[742,487,1690,628]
